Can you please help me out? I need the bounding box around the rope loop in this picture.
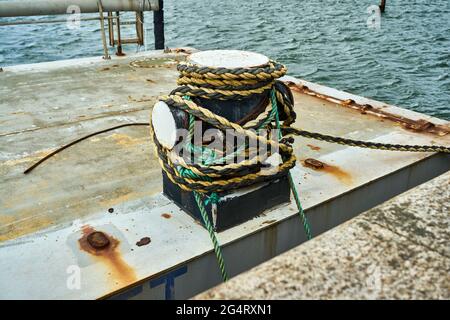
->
[150,55,448,281]
[151,60,297,195]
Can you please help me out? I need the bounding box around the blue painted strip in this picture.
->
[110,284,143,300]
[150,265,188,300]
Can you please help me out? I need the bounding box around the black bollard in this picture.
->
[152,51,293,231]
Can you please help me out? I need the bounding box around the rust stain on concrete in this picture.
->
[78,225,137,286]
[302,158,353,185]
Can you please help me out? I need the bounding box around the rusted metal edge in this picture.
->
[163,47,195,54]
[285,81,449,137]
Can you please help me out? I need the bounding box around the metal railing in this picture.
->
[0,0,165,59]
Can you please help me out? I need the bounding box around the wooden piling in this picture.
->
[379,0,386,13]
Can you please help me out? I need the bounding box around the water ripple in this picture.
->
[0,0,448,119]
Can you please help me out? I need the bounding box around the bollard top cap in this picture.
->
[187,50,269,69]
[152,101,178,150]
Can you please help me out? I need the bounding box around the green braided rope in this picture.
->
[183,95,278,167]
[288,174,312,240]
[271,89,312,240]
[182,103,277,282]
[194,192,229,282]
[178,164,228,281]
[179,90,313,283]
[177,109,229,282]
[185,114,217,165]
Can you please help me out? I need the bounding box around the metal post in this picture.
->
[136,11,144,46]
[107,12,114,46]
[379,0,386,13]
[153,0,165,50]
[115,12,125,56]
[97,0,110,60]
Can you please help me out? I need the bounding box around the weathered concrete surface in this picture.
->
[1,50,449,299]
[0,51,189,241]
[1,51,449,243]
[195,171,450,300]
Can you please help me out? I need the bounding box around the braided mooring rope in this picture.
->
[282,127,450,153]
[152,62,450,195]
[20,57,448,282]
[150,60,312,281]
[150,58,449,282]
[151,61,300,194]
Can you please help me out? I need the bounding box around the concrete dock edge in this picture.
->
[194,170,450,300]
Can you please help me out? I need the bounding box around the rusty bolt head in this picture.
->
[304,158,325,169]
[87,231,110,249]
[136,237,151,247]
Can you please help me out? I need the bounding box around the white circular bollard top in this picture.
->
[187,50,269,68]
[152,101,177,150]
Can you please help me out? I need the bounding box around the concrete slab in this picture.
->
[195,172,450,300]
[0,49,449,299]
[0,50,190,241]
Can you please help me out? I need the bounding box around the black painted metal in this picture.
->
[153,0,165,50]
[196,94,268,125]
[161,87,292,231]
[163,172,291,232]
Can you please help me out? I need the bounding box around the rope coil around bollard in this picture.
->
[150,59,449,282]
[151,60,299,194]
[23,57,449,283]
[152,60,450,199]
[150,60,311,281]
